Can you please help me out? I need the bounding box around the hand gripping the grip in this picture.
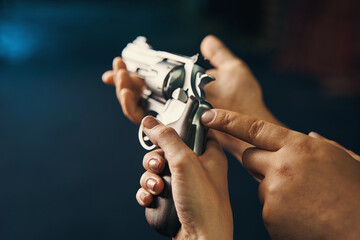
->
[122,37,214,237]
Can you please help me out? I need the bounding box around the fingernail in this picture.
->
[149,158,160,171]
[146,178,157,191]
[142,117,160,129]
[201,110,215,124]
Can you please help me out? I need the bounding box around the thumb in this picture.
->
[200,35,239,68]
[141,116,200,173]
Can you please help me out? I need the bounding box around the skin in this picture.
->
[139,111,360,239]
[137,116,233,240]
[101,35,282,161]
[102,35,360,238]
[200,109,360,239]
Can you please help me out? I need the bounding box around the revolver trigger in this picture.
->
[138,125,156,151]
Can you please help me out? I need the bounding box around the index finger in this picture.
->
[201,109,300,151]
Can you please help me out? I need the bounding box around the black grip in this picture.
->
[144,97,200,237]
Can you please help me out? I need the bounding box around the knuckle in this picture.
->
[116,69,127,80]
[135,190,141,203]
[266,180,279,197]
[262,203,272,226]
[248,119,266,142]
[139,175,144,187]
[139,172,148,186]
[274,162,293,178]
[224,112,232,125]
[259,181,280,228]
[317,141,337,158]
[220,112,235,129]
[136,188,143,199]
[241,148,253,169]
[136,188,151,206]
[261,196,280,229]
[291,137,315,156]
[242,157,250,170]
[142,153,151,167]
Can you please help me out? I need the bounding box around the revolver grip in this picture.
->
[145,166,180,237]
[144,97,211,237]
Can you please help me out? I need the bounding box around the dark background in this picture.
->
[0,0,359,239]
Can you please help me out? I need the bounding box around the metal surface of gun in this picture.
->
[121,36,214,237]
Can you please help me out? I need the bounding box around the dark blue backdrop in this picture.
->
[0,1,359,239]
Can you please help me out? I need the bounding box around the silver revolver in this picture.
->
[121,36,214,237]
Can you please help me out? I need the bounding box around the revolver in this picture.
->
[121,36,214,237]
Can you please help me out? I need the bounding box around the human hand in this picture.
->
[101,36,281,160]
[199,35,282,159]
[102,57,146,124]
[135,116,233,240]
[200,35,279,124]
[201,109,360,239]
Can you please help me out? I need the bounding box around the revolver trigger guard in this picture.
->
[138,125,157,151]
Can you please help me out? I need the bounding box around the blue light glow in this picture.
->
[0,22,39,63]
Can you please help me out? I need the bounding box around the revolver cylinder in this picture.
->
[121,37,186,101]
